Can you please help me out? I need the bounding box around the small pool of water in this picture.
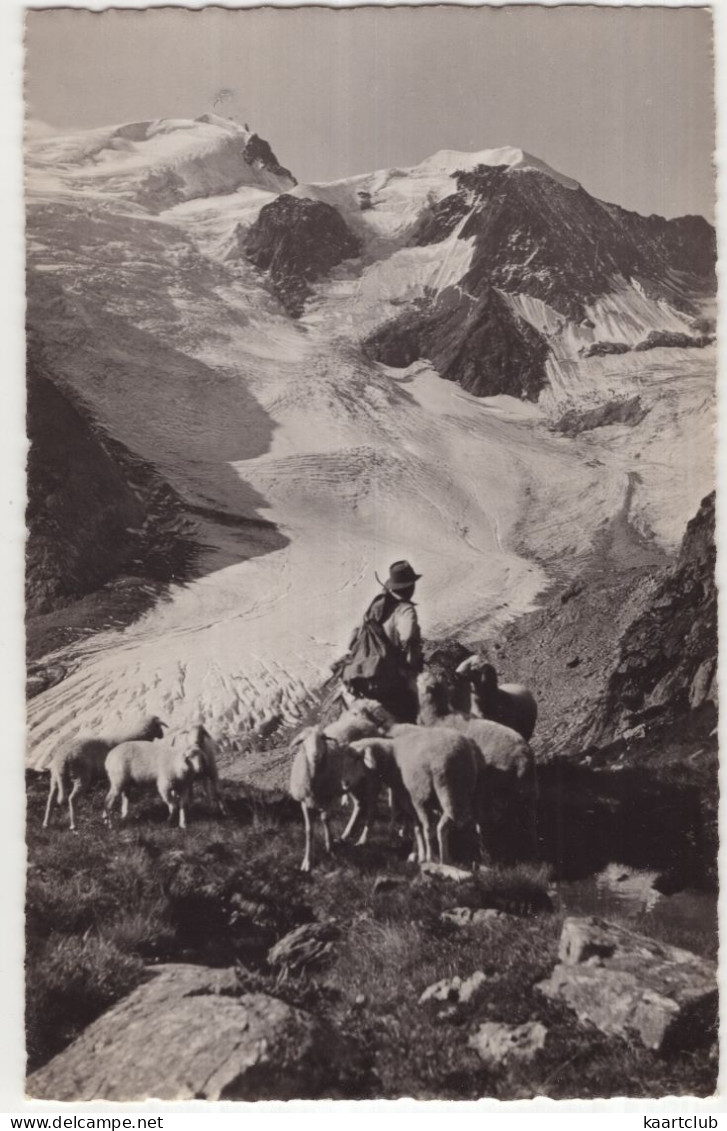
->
[555,863,717,958]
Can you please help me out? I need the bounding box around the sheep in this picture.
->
[454,655,537,741]
[345,725,481,866]
[103,726,213,829]
[417,669,538,852]
[286,699,397,870]
[289,728,351,872]
[185,724,226,816]
[42,714,167,831]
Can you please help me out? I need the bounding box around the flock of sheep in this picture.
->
[40,655,538,874]
[289,657,537,872]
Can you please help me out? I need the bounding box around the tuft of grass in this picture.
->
[26,935,145,1074]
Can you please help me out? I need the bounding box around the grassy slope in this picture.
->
[26,773,717,1099]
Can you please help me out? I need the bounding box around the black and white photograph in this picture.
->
[19,0,718,1105]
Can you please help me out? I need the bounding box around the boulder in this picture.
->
[419,971,488,1007]
[536,917,717,1052]
[27,964,334,1101]
[267,920,339,977]
[468,1021,547,1066]
[440,906,508,927]
[420,862,491,882]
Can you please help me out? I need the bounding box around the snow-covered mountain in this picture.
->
[25,117,716,770]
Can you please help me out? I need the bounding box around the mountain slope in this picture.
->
[23,119,716,770]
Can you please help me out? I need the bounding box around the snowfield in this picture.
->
[25,118,715,770]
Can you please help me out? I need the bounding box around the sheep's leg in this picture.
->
[42,776,58,829]
[120,792,130,820]
[339,795,362,842]
[104,785,120,823]
[320,810,332,855]
[177,784,192,830]
[67,778,83,832]
[412,823,427,864]
[300,803,314,872]
[436,814,453,864]
[411,802,433,863]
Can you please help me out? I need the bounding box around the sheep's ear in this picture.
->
[158,719,169,729]
[455,656,478,675]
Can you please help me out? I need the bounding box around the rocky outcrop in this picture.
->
[26,356,147,616]
[415,165,716,321]
[245,195,360,315]
[593,492,717,743]
[550,396,648,437]
[634,330,714,352]
[468,1021,547,1066]
[242,133,296,186]
[366,162,714,397]
[27,965,337,1101]
[26,343,196,652]
[537,917,717,1052]
[364,285,549,400]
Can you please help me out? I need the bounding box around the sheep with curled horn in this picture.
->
[43,714,168,832]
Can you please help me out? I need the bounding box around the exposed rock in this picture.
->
[583,340,630,358]
[373,875,408,895]
[550,396,648,437]
[363,284,549,400]
[27,965,334,1101]
[242,133,296,186]
[634,330,713,352]
[267,920,339,977]
[468,1020,547,1066]
[420,862,485,882]
[440,906,508,927]
[536,917,717,1052]
[593,492,717,743]
[415,165,715,321]
[419,971,487,1006]
[245,195,360,315]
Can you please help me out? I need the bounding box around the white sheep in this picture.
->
[289,727,350,872]
[418,669,535,776]
[454,655,538,741]
[102,726,214,829]
[185,724,226,816]
[286,699,396,870]
[42,715,167,831]
[346,724,481,865]
[417,669,538,849]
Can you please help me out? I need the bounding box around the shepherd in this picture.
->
[338,560,424,723]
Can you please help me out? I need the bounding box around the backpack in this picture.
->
[339,593,403,695]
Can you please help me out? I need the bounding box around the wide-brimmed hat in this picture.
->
[376,560,422,592]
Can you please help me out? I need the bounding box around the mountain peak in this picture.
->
[417,146,580,189]
[26,114,296,209]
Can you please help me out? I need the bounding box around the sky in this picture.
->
[24,5,715,221]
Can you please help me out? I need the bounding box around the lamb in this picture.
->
[103,726,215,829]
[345,725,481,865]
[43,714,167,831]
[455,655,537,741]
[286,698,397,870]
